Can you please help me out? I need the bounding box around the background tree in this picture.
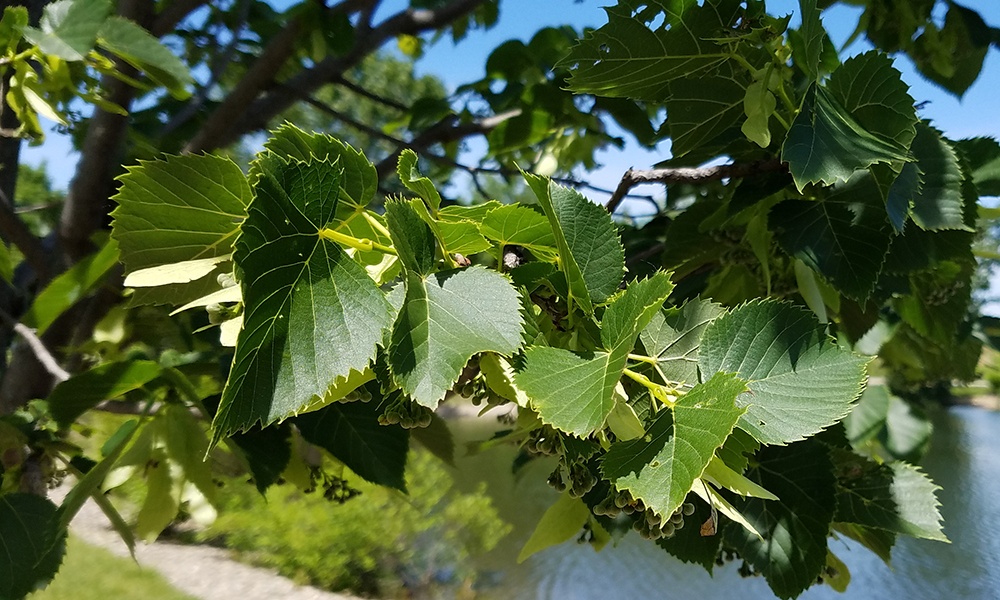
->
[0,1,998,598]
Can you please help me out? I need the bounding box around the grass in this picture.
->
[28,536,195,600]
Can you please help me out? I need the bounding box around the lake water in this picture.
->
[449,406,1000,600]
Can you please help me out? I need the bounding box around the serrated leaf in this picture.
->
[480,204,556,255]
[726,440,836,600]
[833,450,946,541]
[699,300,870,445]
[436,219,491,255]
[397,149,442,212]
[715,427,759,473]
[602,372,747,519]
[884,162,922,232]
[0,494,67,599]
[389,266,522,408]
[666,68,750,159]
[212,158,393,440]
[782,85,910,191]
[770,171,892,302]
[524,175,624,313]
[47,360,162,428]
[517,492,590,563]
[826,51,918,152]
[518,274,673,436]
[22,0,111,61]
[111,154,250,279]
[909,122,970,231]
[258,124,377,209]
[656,498,723,572]
[22,238,119,335]
[438,200,503,224]
[954,136,1000,197]
[640,297,726,385]
[559,0,746,102]
[292,401,408,491]
[229,423,292,494]
[385,199,437,275]
[97,16,193,99]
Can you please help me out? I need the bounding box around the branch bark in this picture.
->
[604,158,788,214]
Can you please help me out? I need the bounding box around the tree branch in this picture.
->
[152,0,210,37]
[188,0,489,152]
[0,308,68,383]
[604,158,788,214]
[330,74,409,113]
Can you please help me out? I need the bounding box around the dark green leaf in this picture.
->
[213,158,393,440]
[699,300,869,445]
[410,412,455,466]
[726,440,836,600]
[602,372,747,519]
[656,497,723,572]
[293,401,408,491]
[954,136,1000,197]
[832,449,946,541]
[909,122,970,232]
[0,494,66,599]
[826,51,917,151]
[782,85,910,191]
[229,423,292,494]
[770,171,892,302]
[48,360,162,428]
[792,0,828,81]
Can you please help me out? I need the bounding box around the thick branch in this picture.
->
[151,0,209,37]
[605,158,788,214]
[188,0,489,152]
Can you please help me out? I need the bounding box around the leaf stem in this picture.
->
[319,228,397,255]
[361,210,392,239]
[622,368,676,408]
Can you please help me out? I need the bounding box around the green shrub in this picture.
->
[200,450,510,597]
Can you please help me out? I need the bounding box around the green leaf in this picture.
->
[603,372,747,518]
[954,136,1000,197]
[480,204,557,255]
[58,418,138,530]
[22,0,112,61]
[909,122,970,232]
[0,7,28,55]
[517,492,590,563]
[0,242,13,284]
[792,0,828,81]
[518,274,674,436]
[396,149,442,213]
[884,162,922,232]
[47,360,162,428]
[163,404,217,504]
[213,158,394,440]
[702,456,778,500]
[911,4,991,97]
[826,51,918,152]
[410,412,455,466]
[389,266,522,408]
[385,198,437,275]
[656,498,723,572]
[834,522,895,564]
[770,171,892,302]
[22,237,119,335]
[832,450,946,542]
[726,440,836,600]
[229,423,292,494]
[639,297,726,385]
[742,79,776,148]
[258,124,377,209]
[666,67,751,159]
[843,384,890,446]
[699,300,870,445]
[524,175,624,313]
[559,0,746,102]
[135,447,178,542]
[436,219,491,255]
[292,401,409,491]
[782,85,910,191]
[0,494,67,599]
[97,16,193,99]
[111,154,250,296]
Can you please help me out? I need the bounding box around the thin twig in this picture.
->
[330,75,409,112]
[0,308,69,383]
[605,158,788,214]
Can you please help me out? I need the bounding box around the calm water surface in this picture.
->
[450,406,1000,600]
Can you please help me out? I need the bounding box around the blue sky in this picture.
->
[22,0,1000,200]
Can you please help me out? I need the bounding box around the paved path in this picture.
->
[57,487,360,600]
